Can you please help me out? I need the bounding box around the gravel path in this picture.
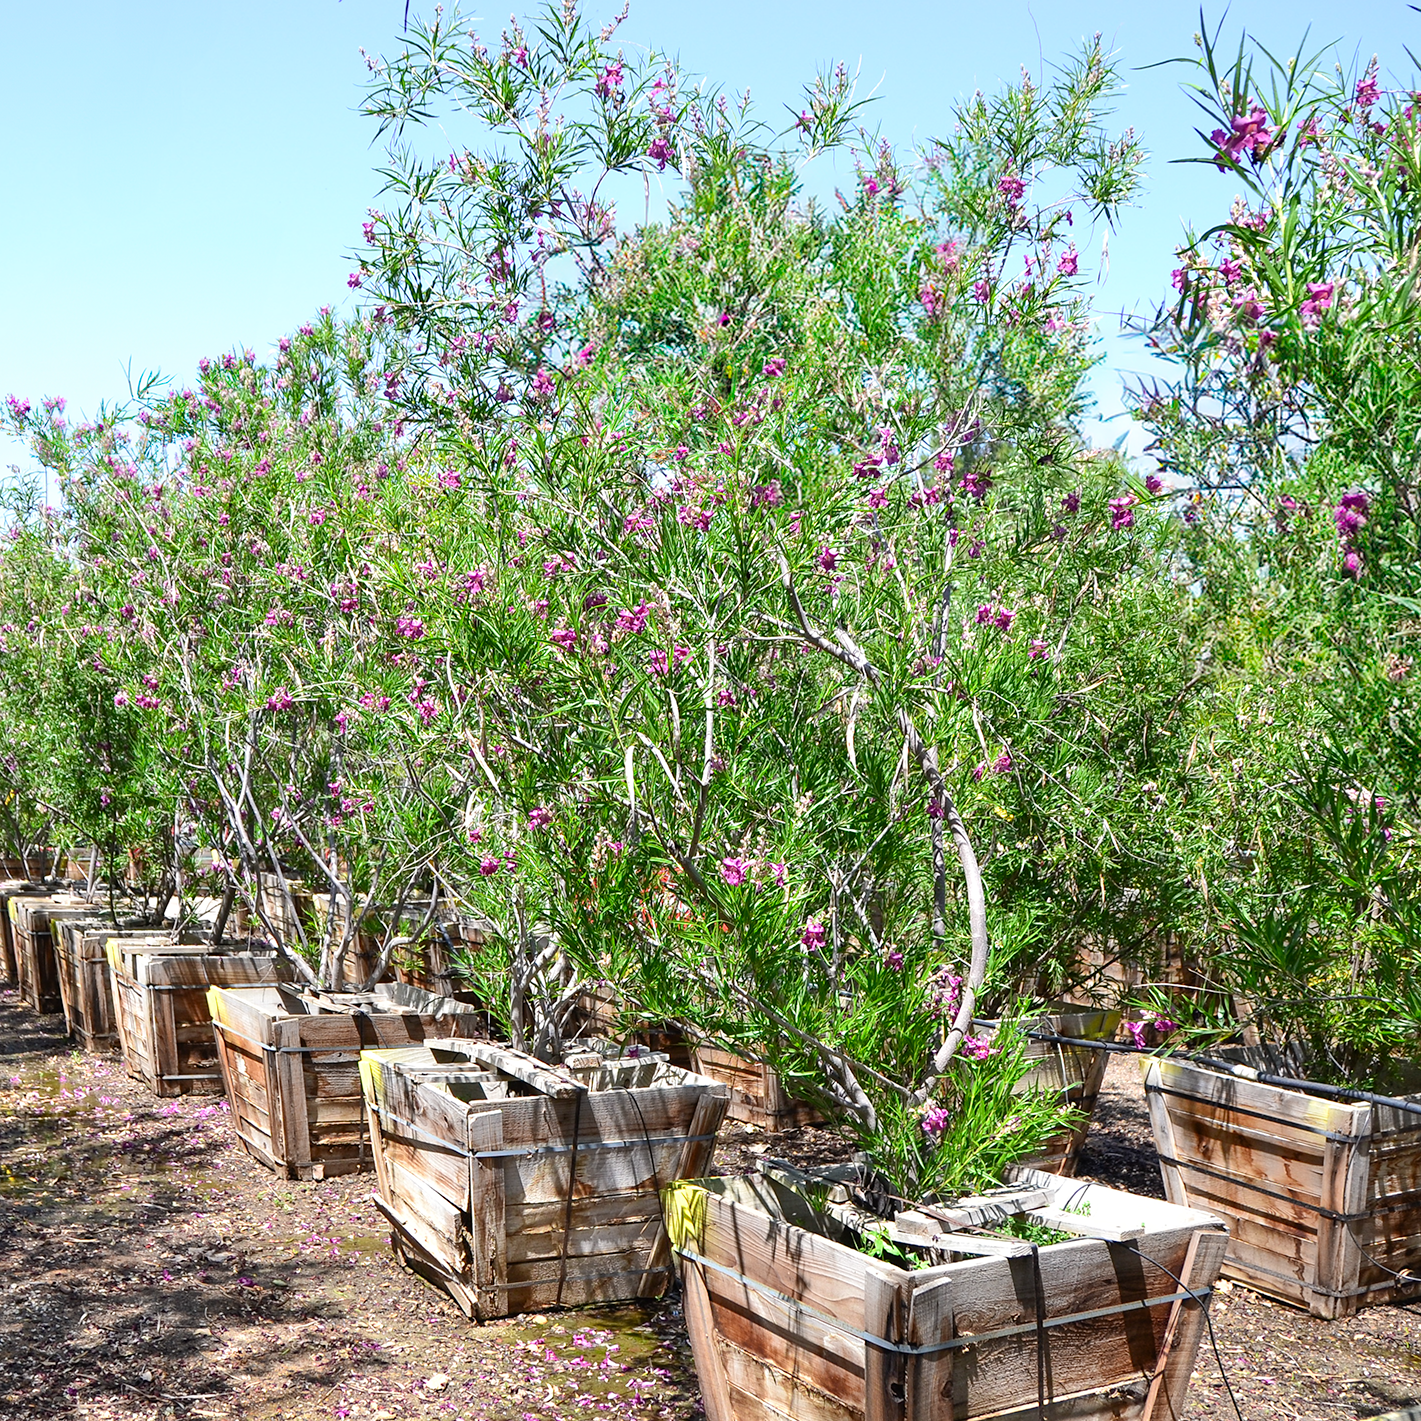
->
[5,994,1421,1420]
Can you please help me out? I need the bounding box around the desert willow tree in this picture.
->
[356,3,1186,1193]
[5,317,463,989]
[1127,24,1421,1085]
[0,475,170,901]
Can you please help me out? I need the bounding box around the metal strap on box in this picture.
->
[1145,1081,1367,1144]
[675,1245,1206,1356]
[1218,1249,1419,1301]
[1155,1151,1370,1222]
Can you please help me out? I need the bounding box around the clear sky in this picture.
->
[1,0,1411,480]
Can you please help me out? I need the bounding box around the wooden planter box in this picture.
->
[0,852,56,882]
[208,982,487,1180]
[690,1045,820,1131]
[359,1039,729,1319]
[1146,1055,1421,1318]
[54,920,163,1050]
[0,882,50,986]
[389,914,489,996]
[11,895,95,1014]
[108,943,292,1096]
[974,1005,1121,1176]
[667,1164,1227,1421]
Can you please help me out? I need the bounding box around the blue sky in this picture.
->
[1,0,1410,480]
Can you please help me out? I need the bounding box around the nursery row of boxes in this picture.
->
[6,874,1421,1418]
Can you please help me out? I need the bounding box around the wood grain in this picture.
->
[1144,1056,1421,1318]
[359,1042,729,1318]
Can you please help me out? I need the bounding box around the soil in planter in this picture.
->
[8,1004,1421,1421]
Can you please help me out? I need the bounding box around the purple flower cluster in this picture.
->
[974,602,1015,632]
[1210,106,1274,167]
[1124,1016,1176,1049]
[1334,490,1370,577]
[920,1104,951,1138]
[1299,281,1334,332]
[928,968,962,1019]
[960,1033,998,1061]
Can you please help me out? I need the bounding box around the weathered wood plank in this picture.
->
[672,1171,1226,1421]
[1149,1057,1360,1137]
[904,1273,953,1421]
[862,1268,904,1421]
[1142,1228,1229,1421]
[469,1110,506,1321]
[720,1347,861,1421]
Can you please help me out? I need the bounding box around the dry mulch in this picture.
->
[4,992,1421,1420]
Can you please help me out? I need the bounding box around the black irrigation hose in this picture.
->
[1027,1031,1421,1120]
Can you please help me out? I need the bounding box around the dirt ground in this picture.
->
[4,993,1421,1421]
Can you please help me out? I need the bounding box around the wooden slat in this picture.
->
[362,1059,394,1203]
[682,1258,736,1421]
[501,1137,704,1209]
[469,1109,506,1321]
[1316,1113,1372,1315]
[694,1257,869,1408]
[862,1268,904,1421]
[905,1273,953,1421]
[462,1041,580,1098]
[276,1015,310,1174]
[491,1084,728,1149]
[385,1155,464,1270]
[1142,1227,1229,1420]
[212,1022,278,1169]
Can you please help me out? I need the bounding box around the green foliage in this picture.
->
[868,1029,1084,1202]
[1133,18,1421,1087]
